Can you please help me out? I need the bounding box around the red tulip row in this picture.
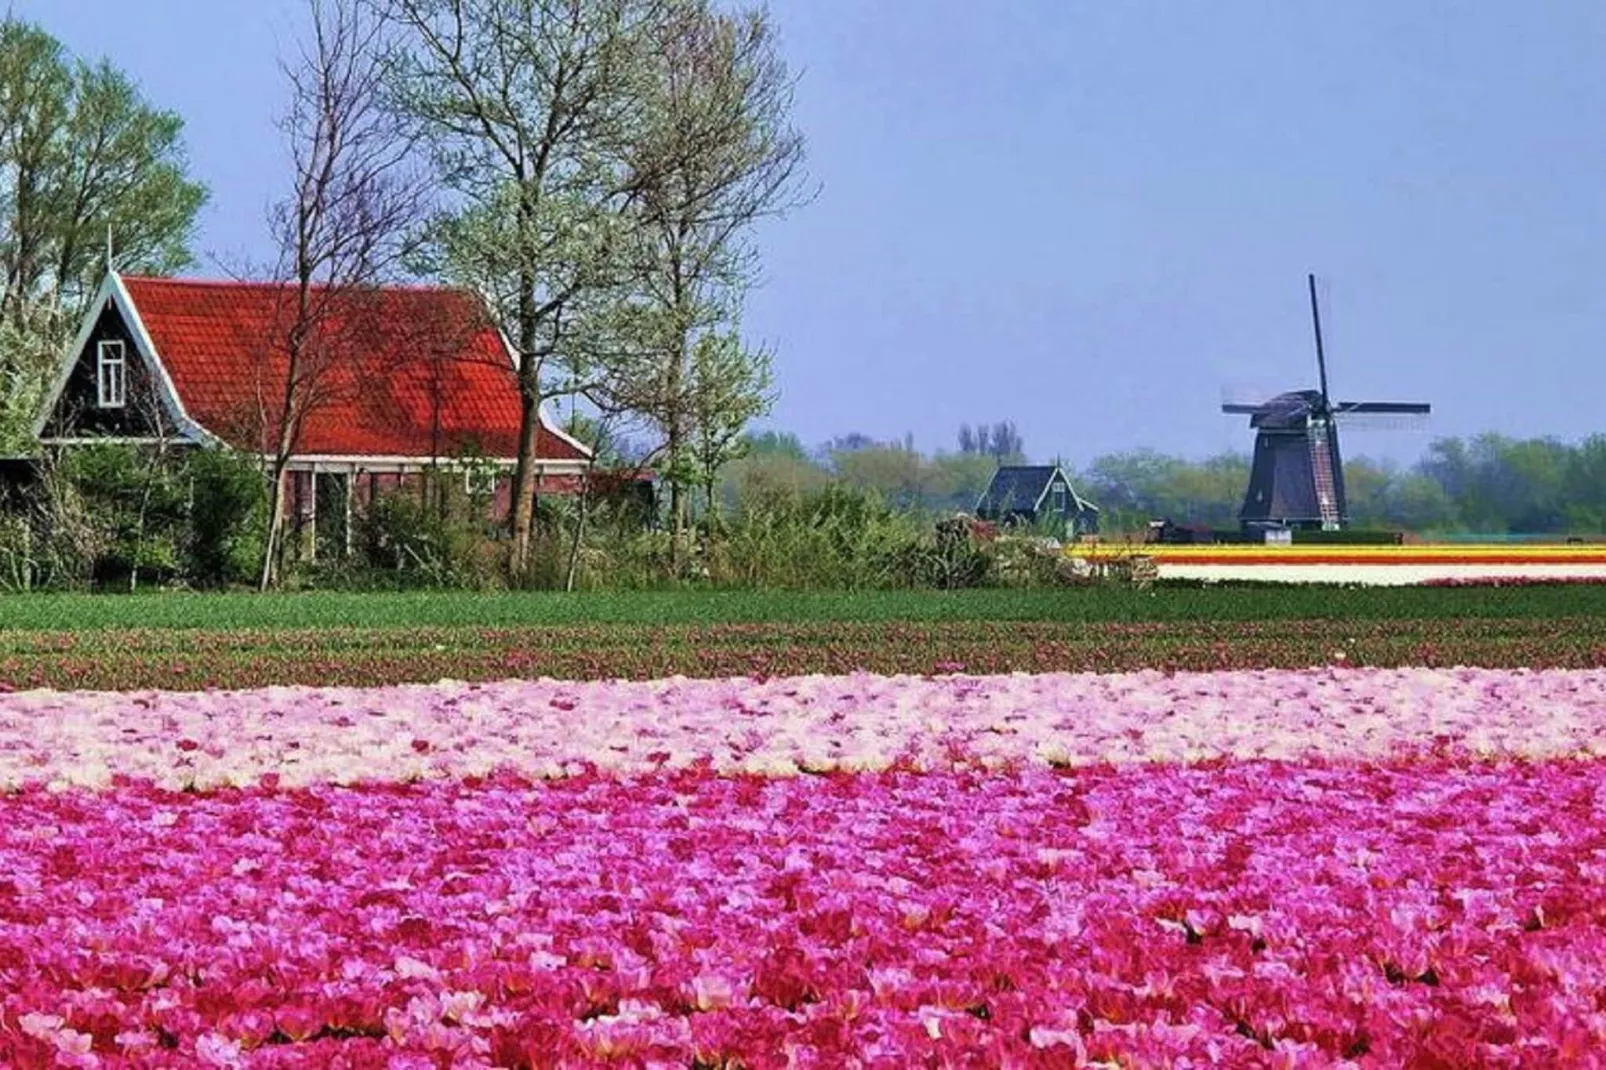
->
[3,758,1605,1066]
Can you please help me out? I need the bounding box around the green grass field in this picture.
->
[0,583,1603,632]
[0,584,1599,689]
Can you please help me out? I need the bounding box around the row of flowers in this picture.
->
[0,667,1602,791]
[4,758,1606,1065]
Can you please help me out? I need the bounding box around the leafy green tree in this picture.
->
[831,444,932,511]
[1417,433,1573,534]
[687,330,775,524]
[1342,457,1396,527]
[186,448,267,586]
[0,17,206,451]
[743,429,810,461]
[377,0,665,581]
[724,450,829,508]
[1381,472,1459,533]
[927,451,997,513]
[1562,435,1606,534]
[0,19,205,311]
[606,0,808,568]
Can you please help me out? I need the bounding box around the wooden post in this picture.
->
[344,467,354,559]
[304,465,319,562]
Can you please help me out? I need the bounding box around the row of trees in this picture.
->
[257,0,807,584]
[1078,434,1606,535]
[0,0,808,587]
[726,427,1606,538]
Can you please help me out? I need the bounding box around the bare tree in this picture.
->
[612,0,808,571]
[375,0,671,583]
[257,0,426,589]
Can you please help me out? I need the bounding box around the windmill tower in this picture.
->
[1222,275,1430,532]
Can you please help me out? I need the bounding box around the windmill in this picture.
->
[1222,275,1430,532]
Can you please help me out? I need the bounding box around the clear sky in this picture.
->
[14,0,1606,466]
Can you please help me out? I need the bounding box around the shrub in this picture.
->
[355,489,503,589]
[58,443,187,590]
[185,449,267,587]
[709,484,932,589]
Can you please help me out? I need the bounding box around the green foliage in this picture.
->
[706,483,915,588]
[1562,436,1606,534]
[830,444,932,512]
[186,449,267,587]
[0,18,206,307]
[1290,528,1402,546]
[0,17,205,457]
[742,430,810,461]
[354,489,503,590]
[925,452,998,514]
[1079,450,1247,532]
[0,297,70,454]
[0,585,1603,633]
[58,442,188,588]
[722,451,830,508]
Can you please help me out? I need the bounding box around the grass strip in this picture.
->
[1,584,1605,631]
[0,617,1600,690]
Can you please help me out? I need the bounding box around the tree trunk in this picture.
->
[665,307,689,576]
[508,390,541,583]
[130,471,156,594]
[258,464,289,592]
[507,244,541,583]
[564,466,594,594]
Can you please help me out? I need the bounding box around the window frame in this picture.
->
[96,339,127,409]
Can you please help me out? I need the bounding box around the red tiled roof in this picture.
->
[118,276,587,462]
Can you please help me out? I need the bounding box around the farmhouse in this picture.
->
[34,273,598,552]
[975,464,1100,538]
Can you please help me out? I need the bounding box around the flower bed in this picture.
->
[1,667,1603,791]
[4,761,1606,1065]
[4,667,1606,1065]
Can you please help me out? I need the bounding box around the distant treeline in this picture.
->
[726,430,1606,537]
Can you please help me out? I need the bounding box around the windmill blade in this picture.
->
[1221,403,1269,415]
[1331,410,1431,432]
[1332,401,1431,415]
[1308,274,1331,409]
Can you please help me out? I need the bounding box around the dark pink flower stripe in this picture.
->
[3,760,1605,1066]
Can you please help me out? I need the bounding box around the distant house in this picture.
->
[32,272,599,554]
[975,464,1100,537]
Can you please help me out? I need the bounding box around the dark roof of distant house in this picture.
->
[976,464,1098,517]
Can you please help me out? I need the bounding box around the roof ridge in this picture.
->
[119,274,469,296]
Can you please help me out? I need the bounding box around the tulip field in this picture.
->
[3,589,1606,1066]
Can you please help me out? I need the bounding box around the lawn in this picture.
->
[0,586,1602,690]
[1,582,1604,631]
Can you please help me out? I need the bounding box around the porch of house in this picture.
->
[279,462,589,562]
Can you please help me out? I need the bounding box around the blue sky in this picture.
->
[15,0,1606,466]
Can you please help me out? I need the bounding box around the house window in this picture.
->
[463,466,498,496]
[1051,484,1067,512]
[96,340,127,408]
